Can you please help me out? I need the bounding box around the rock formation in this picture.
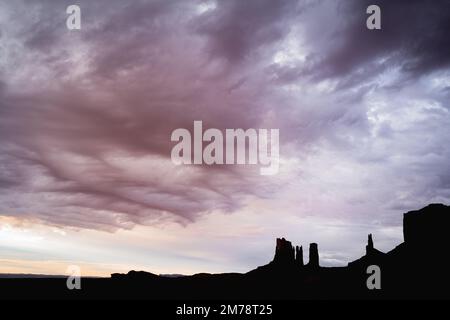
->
[272,238,305,268]
[273,237,295,264]
[366,234,374,254]
[403,203,450,248]
[295,246,304,267]
[348,233,386,268]
[308,243,319,268]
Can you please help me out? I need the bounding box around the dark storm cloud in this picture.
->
[0,0,449,231]
[0,0,285,229]
[299,0,450,84]
[194,0,300,64]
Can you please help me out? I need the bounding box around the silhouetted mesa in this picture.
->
[403,203,450,247]
[386,203,450,270]
[111,270,159,281]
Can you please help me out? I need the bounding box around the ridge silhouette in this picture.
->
[0,203,449,299]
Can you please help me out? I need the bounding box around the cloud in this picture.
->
[0,0,286,230]
[0,0,449,236]
[194,0,299,64]
[282,0,450,84]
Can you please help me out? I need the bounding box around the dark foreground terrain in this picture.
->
[1,204,449,300]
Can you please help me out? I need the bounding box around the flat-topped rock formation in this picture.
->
[272,237,295,264]
[270,237,319,269]
[403,203,450,247]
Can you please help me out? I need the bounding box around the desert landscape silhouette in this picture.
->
[0,203,449,300]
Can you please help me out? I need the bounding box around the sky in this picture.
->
[0,0,450,276]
